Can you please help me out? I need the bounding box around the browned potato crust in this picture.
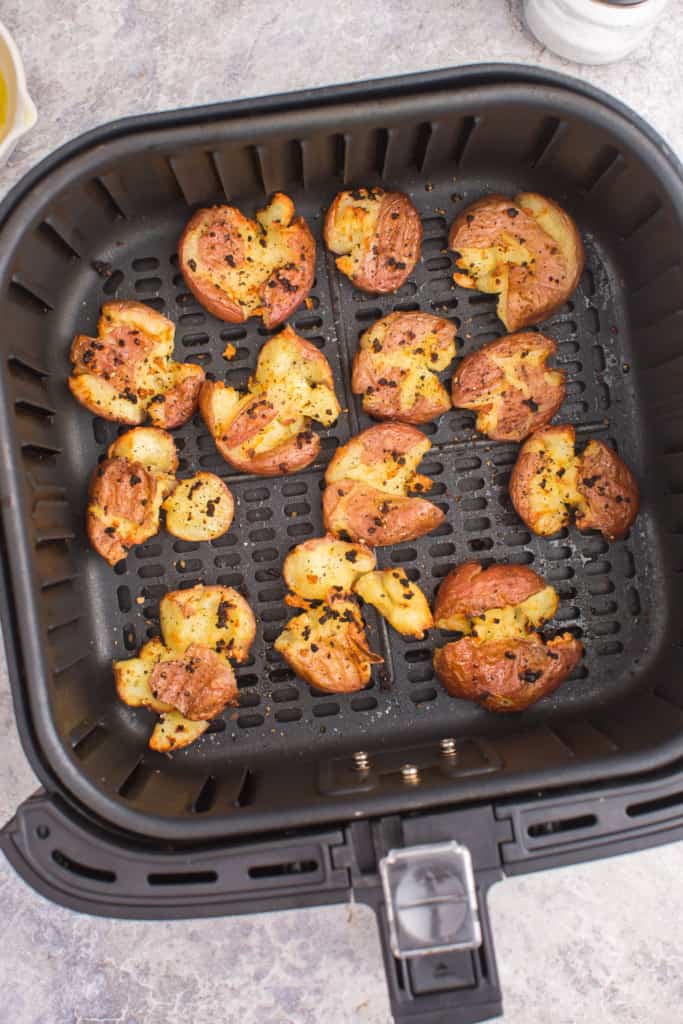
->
[448,192,584,331]
[434,633,583,712]
[433,561,547,627]
[199,325,340,476]
[323,423,445,546]
[87,454,176,565]
[451,332,565,441]
[510,424,639,540]
[324,188,422,293]
[274,593,382,693]
[69,301,204,427]
[160,585,256,664]
[148,644,237,720]
[352,312,456,424]
[178,193,315,328]
[432,560,582,711]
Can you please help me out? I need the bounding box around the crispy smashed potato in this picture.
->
[160,585,256,664]
[324,187,422,293]
[509,424,639,540]
[69,301,204,427]
[323,423,445,546]
[451,332,565,441]
[274,593,382,693]
[354,569,433,639]
[163,473,235,542]
[283,535,376,602]
[108,426,179,475]
[87,427,178,565]
[449,192,584,331]
[178,193,315,328]
[114,584,255,751]
[433,561,582,711]
[200,325,340,476]
[352,312,456,424]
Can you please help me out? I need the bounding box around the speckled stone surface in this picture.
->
[0,2,682,1021]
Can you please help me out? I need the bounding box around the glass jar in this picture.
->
[523,0,671,64]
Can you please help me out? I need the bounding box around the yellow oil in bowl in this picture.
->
[0,71,7,135]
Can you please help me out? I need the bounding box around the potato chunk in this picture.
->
[324,188,422,293]
[451,332,565,441]
[449,193,584,331]
[199,325,340,476]
[352,312,456,424]
[69,301,204,427]
[283,536,376,602]
[354,569,433,639]
[178,193,315,328]
[163,473,235,542]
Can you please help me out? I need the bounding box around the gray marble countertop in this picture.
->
[1,2,682,1022]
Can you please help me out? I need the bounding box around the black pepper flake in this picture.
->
[206,500,217,517]
[507,207,519,218]
[504,651,516,660]
[187,258,197,272]
[523,397,539,412]
[310,643,319,652]
[225,254,236,267]
[82,348,94,365]
[557,467,566,478]
[371,338,383,353]
[345,550,358,563]
[104,526,116,536]
[582,475,600,489]
[121,388,138,404]
[216,599,233,629]
[521,669,542,683]
[129,474,142,486]
[302,626,311,641]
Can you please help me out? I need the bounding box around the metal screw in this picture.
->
[440,737,458,758]
[353,750,370,772]
[401,763,420,785]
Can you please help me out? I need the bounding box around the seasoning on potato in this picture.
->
[199,324,340,476]
[509,424,639,540]
[448,192,584,331]
[163,472,235,542]
[354,569,433,639]
[451,331,565,442]
[323,422,445,546]
[87,427,178,565]
[324,187,422,293]
[114,584,256,752]
[352,311,456,424]
[433,561,583,711]
[178,192,315,328]
[283,535,376,603]
[274,592,382,694]
[69,301,205,428]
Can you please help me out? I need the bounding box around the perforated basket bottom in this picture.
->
[56,175,655,773]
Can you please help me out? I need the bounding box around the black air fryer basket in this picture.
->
[1,65,683,1023]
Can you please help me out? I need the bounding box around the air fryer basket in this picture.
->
[0,65,682,849]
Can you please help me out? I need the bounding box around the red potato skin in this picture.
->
[449,194,584,331]
[149,365,205,429]
[434,633,583,711]
[71,324,154,391]
[324,190,422,294]
[198,382,321,477]
[323,480,445,546]
[352,312,455,424]
[86,457,160,565]
[178,205,315,328]
[148,643,238,720]
[451,332,565,442]
[576,440,639,540]
[433,561,546,624]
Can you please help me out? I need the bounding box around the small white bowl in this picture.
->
[0,20,36,166]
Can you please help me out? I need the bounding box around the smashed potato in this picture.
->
[354,569,433,639]
[283,535,376,602]
[449,193,584,331]
[163,473,235,542]
[200,325,340,476]
[87,427,178,565]
[114,584,255,751]
[352,312,456,424]
[178,193,315,328]
[160,584,256,664]
[274,593,382,693]
[323,423,445,546]
[509,424,639,540]
[433,561,582,711]
[324,187,422,293]
[451,332,565,441]
[69,301,204,427]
